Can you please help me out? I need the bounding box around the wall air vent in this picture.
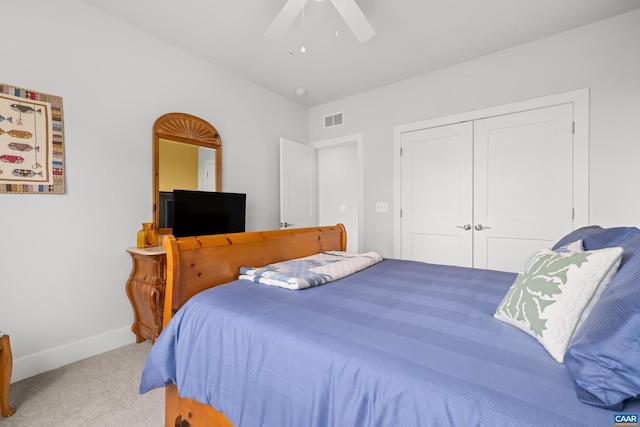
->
[324,112,344,128]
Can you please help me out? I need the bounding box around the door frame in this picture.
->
[392,88,590,258]
[311,133,364,252]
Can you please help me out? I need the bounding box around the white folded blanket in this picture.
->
[238,251,383,290]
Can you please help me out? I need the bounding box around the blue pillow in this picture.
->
[553,226,640,251]
[564,233,640,410]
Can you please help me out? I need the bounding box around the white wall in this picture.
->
[1,0,307,381]
[309,9,640,257]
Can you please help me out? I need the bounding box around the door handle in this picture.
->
[474,224,491,231]
[281,222,295,228]
[456,224,472,231]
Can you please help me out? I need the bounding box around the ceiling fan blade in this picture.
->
[330,0,375,43]
[265,0,311,38]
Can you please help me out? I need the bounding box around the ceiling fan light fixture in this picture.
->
[266,0,375,43]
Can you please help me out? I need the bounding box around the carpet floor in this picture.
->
[0,341,164,427]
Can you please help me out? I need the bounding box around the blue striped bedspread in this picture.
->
[139,258,640,426]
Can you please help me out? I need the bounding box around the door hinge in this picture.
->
[400,146,403,156]
[400,209,403,218]
[572,208,575,220]
[572,122,575,134]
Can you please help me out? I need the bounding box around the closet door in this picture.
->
[401,122,473,266]
[473,104,574,272]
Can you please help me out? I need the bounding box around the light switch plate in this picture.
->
[375,202,388,213]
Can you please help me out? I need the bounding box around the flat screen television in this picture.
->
[171,190,246,238]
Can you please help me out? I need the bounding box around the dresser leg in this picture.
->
[0,335,16,417]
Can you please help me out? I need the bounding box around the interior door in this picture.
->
[401,122,474,266]
[204,160,216,191]
[279,138,317,229]
[473,103,574,272]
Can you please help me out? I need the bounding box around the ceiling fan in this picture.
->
[266,0,375,43]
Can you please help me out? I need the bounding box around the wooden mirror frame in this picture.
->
[153,112,222,234]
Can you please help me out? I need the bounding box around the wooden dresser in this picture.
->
[125,246,167,343]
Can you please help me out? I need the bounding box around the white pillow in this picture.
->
[494,246,623,363]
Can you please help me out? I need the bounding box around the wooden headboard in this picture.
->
[162,224,346,327]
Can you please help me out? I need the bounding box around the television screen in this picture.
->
[172,190,246,238]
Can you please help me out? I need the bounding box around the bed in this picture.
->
[140,224,640,427]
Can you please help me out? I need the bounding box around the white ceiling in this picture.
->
[80,0,640,107]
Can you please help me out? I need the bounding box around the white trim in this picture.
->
[311,133,364,252]
[12,326,135,383]
[393,88,589,258]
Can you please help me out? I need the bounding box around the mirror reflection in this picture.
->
[158,139,217,192]
[153,113,222,234]
[157,140,217,228]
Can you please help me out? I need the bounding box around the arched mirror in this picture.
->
[153,112,222,234]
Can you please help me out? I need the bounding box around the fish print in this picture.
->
[7,130,33,139]
[10,104,41,114]
[12,169,42,178]
[0,155,24,164]
[8,142,38,152]
[0,128,4,135]
[0,115,12,123]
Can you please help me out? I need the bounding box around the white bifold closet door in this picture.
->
[401,103,574,272]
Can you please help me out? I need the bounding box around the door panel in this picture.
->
[401,122,473,266]
[317,144,359,252]
[473,104,574,271]
[204,160,216,191]
[400,104,575,273]
[279,138,317,229]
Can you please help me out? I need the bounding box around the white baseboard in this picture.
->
[11,327,136,383]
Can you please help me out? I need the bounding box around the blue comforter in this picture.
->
[140,259,640,426]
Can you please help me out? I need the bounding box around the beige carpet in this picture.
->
[0,341,164,427]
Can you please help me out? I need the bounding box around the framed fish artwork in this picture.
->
[0,83,65,194]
